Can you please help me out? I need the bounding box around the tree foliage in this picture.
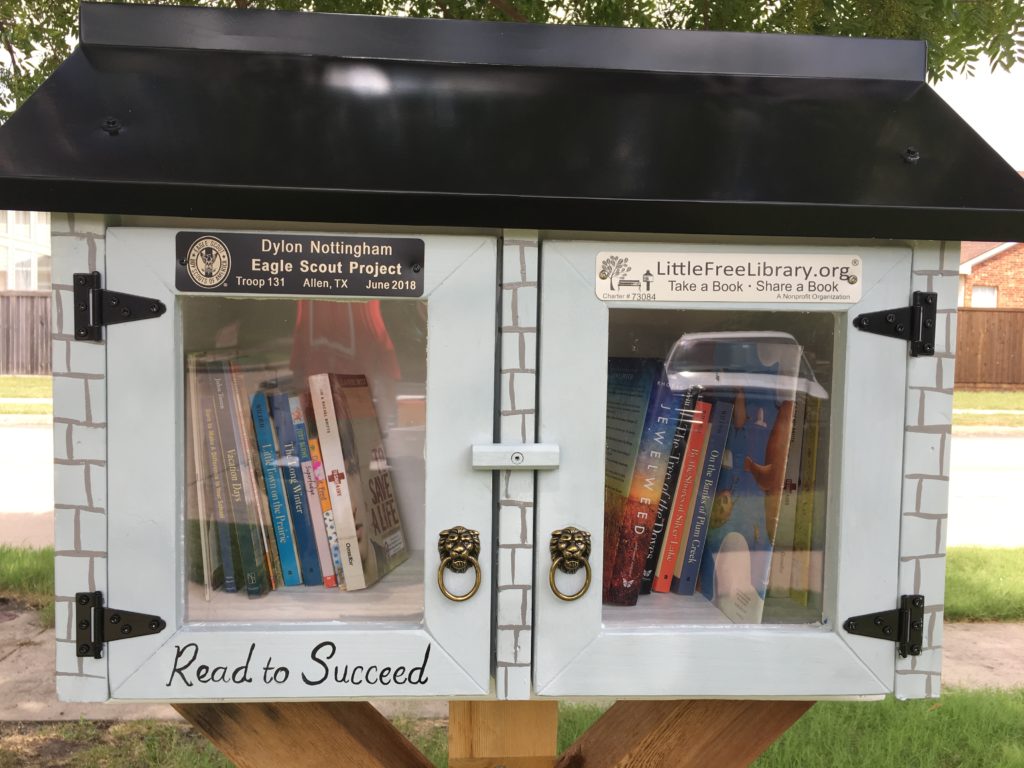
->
[1,0,1022,117]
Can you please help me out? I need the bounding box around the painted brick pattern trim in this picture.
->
[895,241,956,700]
[51,213,111,701]
[495,234,539,700]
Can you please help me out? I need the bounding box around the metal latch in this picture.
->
[471,444,560,470]
[843,594,925,658]
[852,291,936,357]
[75,592,167,658]
[74,271,166,342]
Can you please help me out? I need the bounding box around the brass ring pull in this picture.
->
[549,527,592,602]
[437,526,482,603]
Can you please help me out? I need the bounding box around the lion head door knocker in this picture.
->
[437,525,482,602]
[549,527,592,602]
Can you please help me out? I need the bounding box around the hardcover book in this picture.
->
[606,369,686,606]
[790,395,823,606]
[213,360,270,598]
[186,353,224,598]
[603,358,661,599]
[640,386,701,595]
[652,398,711,594]
[767,392,807,598]
[270,391,323,587]
[290,395,339,589]
[673,399,733,595]
[251,391,303,587]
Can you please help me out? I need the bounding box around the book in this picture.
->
[186,353,223,598]
[640,386,701,595]
[308,373,366,590]
[290,395,339,589]
[603,358,661,599]
[194,358,239,593]
[229,361,282,592]
[790,395,822,606]
[308,432,348,590]
[673,399,733,595]
[652,398,711,593]
[309,373,409,589]
[767,392,807,598]
[250,391,303,587]
[212,360,270,598]
[695,337,802,623]
[269,391,323,587]
[606,370,686,606]
[333,374,409,587]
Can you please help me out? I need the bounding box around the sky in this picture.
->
[933,61,1024,172]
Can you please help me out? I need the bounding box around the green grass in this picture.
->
[953,389,1024,427]
[0,720,231,768]
[0,401,52,415]
[0,375,52,399]
[756,688,1024,768]
[0,544,55,626]
[954,390,1024,411]
[946,547,1024,622]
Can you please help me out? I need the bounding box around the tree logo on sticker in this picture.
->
[185,236,231,289]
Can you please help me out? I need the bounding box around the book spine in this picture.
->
[290,395,338,589]
[790,396,822,606]
[674,400,733,595]
[640,386,700,595]
[213,361,269,598]
[250,391,303,586]
[308,435,347,590]
[308,373,367,591]
[606,376,685,606]
[228,362,280,592]
[603,358,660,597]
[187,354,222,598]
[270,392,323,587]
[196,362,237,593]
[652,399,712,593]
[767,391,807,598]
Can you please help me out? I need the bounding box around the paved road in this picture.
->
[948,435,1024,548]
[0,424,1021,548]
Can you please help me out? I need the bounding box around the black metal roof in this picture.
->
[0,2,1022,240]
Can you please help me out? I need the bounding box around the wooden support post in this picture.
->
[448,700,560,768]
[173,702,433,768]
[555,700,813,768]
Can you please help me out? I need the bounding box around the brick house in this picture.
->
[958,172,1024,308]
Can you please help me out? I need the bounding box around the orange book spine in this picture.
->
[651,400,711,593]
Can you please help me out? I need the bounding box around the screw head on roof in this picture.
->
[903,146,920,164]
[101,117,122,136]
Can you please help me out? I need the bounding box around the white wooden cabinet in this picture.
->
[52,222,953,702]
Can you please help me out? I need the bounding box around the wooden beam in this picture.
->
[449,701,559,768]
[173,702,433,768]
[555,700,812,768]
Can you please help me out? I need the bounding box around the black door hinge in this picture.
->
[852,291,936,357]
[75,592,167,658]
[74,271,166,342]
[843,594,925,658]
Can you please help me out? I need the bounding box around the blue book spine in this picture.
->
[251,392,302,587]
[674,400,733,595]
[270,393,323,586]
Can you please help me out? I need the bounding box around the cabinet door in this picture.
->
[535,240,910,698]
[104,227,497,699]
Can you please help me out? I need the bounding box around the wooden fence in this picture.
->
[955,308,1024,390]
[0,292,51,375]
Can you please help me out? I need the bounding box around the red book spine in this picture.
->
[651,400,712,593]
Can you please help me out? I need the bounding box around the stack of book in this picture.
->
[602,332,827,623]
[186,354,408,600]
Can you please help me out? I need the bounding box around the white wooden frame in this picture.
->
[534,240,912,698]
[104,227,497,700]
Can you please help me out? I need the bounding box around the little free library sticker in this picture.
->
[596,252,862,304]
[176,232,424,297]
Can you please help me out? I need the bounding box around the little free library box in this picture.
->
[2,2,1024,711]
